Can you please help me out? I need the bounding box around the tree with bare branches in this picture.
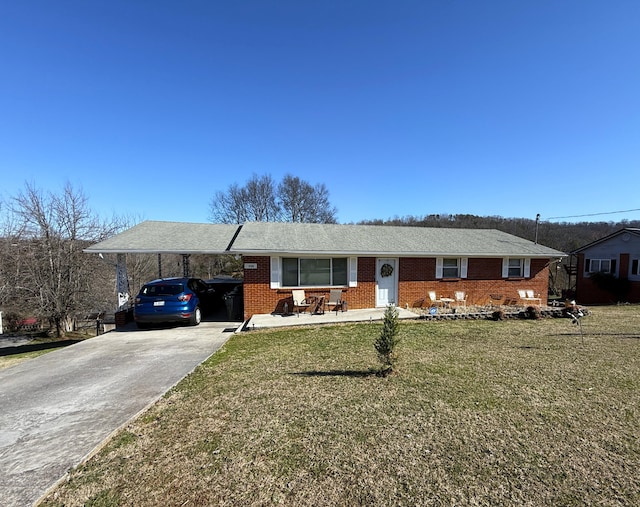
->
[209,174,280,223]
[278,175,337,223]
[4,182,123,337]
[209,173,337,224]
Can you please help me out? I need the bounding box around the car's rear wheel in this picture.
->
[190,306,202,326]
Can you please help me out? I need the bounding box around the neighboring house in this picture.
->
[572,228,640,304]
[86,221,565,321]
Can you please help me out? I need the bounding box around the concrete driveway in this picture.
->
[0,319,237,507]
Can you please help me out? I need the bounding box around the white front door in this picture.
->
[376,258,398,307]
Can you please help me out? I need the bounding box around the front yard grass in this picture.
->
[41,306,640,506]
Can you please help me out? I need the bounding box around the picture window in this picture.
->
[282,257,348,287]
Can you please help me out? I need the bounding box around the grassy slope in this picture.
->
[42,306,639,506]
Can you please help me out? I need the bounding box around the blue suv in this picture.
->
[133,278,216,328]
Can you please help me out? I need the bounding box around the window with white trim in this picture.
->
[502,257,531,278]
[442,258,459,278]
[436,257,468,279]
[508,258,524,277]
[282,257,348,287]
[586,258,614,274]
[631,259,639,277]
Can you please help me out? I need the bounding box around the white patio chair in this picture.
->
[518,290,541,306]
[291,289,312,315]
[428,291,442,307]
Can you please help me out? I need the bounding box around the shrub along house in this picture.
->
[85,220,565,322]
[572,228,640,304]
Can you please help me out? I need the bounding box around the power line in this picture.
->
[546,208,640,221]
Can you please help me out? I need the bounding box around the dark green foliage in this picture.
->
[374,305,400,374]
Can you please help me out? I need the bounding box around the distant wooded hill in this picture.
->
[357,214,640,253]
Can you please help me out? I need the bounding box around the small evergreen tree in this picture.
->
[375,305,400,375]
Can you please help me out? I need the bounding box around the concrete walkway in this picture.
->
[246,306,420,330]
[0,319,237,507]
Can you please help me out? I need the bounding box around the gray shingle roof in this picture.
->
[85,220,565,258]
[231,222,565,257]
[84,221,241,254]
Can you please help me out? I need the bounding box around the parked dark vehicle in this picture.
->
[133,278,216,328]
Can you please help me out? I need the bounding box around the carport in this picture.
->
[84,221,243,314]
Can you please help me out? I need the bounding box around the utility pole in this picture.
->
[535,213,540,244]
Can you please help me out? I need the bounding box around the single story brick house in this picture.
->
[572,228,640,304]
[86,221,565,321]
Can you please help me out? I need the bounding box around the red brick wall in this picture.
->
[575,252,640,304]
[242,255,552,319]
[576,254,603,304]
[241,256,273,320]
[397,257,549,309]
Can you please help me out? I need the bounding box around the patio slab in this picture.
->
[245,306,420,330]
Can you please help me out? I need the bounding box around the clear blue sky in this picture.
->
[1,1,639,225]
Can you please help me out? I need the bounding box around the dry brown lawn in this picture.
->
[41,306,640,506]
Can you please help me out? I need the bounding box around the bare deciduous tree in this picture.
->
[5,182,122,337]
[209,173,337,224]
[279,175,337,223]
[209,174,280,224]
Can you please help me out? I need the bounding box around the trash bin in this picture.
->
[223,286,244,320]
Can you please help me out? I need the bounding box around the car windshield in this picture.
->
[141,284,184,296]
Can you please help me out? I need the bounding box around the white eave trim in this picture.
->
[83,248,232,254]
[230,250,566,258]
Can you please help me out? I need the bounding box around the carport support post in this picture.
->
[182,254,190,277]
[116,254,130,309]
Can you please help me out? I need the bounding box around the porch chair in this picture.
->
[428,291,442,307]
[518,290,541,306]
[291,289,312,315]
[325,289,343,314]
[488,294,503,309]
[454,291,467,309]
[526,290,542,306]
